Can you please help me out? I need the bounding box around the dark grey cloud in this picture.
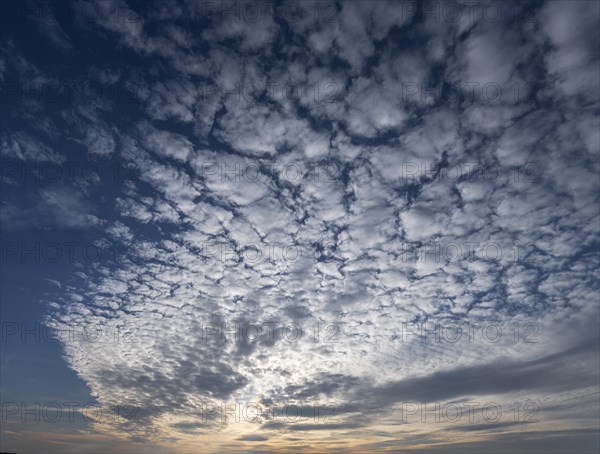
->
[380,429,600,454]
[368,336,599,407]
[238,434,268,441]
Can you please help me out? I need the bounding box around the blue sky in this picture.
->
[1,1,599,453]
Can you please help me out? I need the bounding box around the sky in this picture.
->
[0,0,599,453]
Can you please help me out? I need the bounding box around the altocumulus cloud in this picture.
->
[1,0,599,453]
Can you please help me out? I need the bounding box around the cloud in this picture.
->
[1,187,103,231]
[2,1,598,452]
[1,131,65,163]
